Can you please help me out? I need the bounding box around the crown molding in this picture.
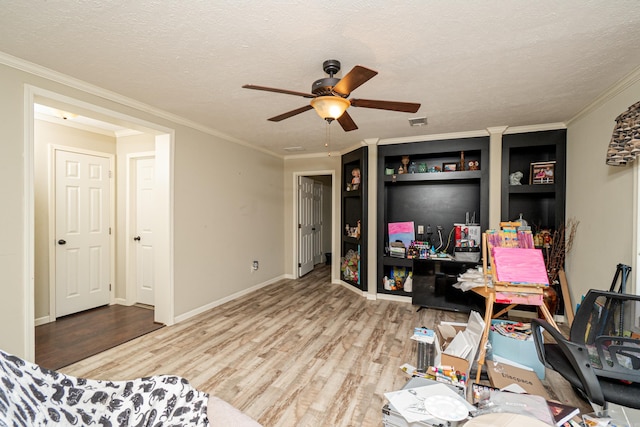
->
[486,126,509,135]
[363,138,381,146]
[503,122,567,134]
[283,151,340,160]
[567,65,640,127]
[0,51,283,159]
[379,129,490,146]
[341,141,369,154]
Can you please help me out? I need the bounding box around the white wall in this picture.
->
[0,64,32,356]
[172,126,284,315]
[565,71,640,304]
[0,61,285,358]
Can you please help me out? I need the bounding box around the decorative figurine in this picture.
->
[509,171,524,185]
[351,167,360,190]
[468,160,480,171]
[399,155,410,174]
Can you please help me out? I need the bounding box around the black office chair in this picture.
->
[532,289,640,409]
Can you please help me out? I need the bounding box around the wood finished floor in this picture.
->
[60,265,590,426]
[36,304,164,371]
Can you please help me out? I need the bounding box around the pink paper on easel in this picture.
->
[492,247,549,285]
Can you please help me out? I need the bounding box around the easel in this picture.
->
[609,263,631,293]
[472,227,560,382]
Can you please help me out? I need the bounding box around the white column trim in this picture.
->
[487,126,509,230]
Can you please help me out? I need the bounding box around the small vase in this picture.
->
[539,286,558,318]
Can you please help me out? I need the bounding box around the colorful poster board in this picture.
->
[492,247,549,285]
[388,221,415,249]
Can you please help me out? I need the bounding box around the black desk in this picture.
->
[411,258,485,313]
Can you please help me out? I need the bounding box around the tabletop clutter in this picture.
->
[383,314,590,427]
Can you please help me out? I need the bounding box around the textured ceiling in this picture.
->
[2,1,640,156]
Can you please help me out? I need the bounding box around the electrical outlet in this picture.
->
[252,260,259,271]
[417,225,424,234]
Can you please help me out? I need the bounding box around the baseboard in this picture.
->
[376,293,412,304]
[34,316,51,326]
[174,275,287,323]
[35,299,130,326]
[334,279,367,297]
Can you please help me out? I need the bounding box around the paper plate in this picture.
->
[423,394,469,421]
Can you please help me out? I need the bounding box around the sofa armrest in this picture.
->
[207,396,262,427]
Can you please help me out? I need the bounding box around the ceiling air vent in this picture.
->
[409,117,428,127]
[284,146,306,152]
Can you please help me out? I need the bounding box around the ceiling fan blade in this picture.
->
[350,98,420,113]
[268,105,314,122]
[242,84,315,99]
[337,111,358,132]
[332,66,378,96]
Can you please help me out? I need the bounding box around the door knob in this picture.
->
[134,236,141,241]
[57,239,66,245]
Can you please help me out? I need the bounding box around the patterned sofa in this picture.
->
[0,350,261,426]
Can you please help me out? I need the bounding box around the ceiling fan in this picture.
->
[242,60,421,132]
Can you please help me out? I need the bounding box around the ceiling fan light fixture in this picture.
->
[310,96,350,121]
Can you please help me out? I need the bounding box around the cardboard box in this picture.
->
[488,319,545,379]
[434,311,485,377]
[434,321,470,375]
[485,360,550,400]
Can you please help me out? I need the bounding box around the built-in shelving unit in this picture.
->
[501,128,567,316]
[340,147,368,290]
[377,137,489,306]
[501,129,566,229]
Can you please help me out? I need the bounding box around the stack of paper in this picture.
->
[411,327,435,344]
[445,331,473,360]
[384,383,475,424]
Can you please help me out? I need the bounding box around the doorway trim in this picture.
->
[48,145,116,320]
[24,85,175,360]
[291,170,336,279]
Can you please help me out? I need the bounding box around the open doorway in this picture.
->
[295,172,333,279]
[24,86,174,361]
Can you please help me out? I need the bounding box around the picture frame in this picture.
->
[442,162,458,172]
[530,161,556,184]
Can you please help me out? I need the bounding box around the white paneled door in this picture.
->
[312,181,323,265]
[133,157,155,306]
[55,149,111,317]
[298,176,314,277]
